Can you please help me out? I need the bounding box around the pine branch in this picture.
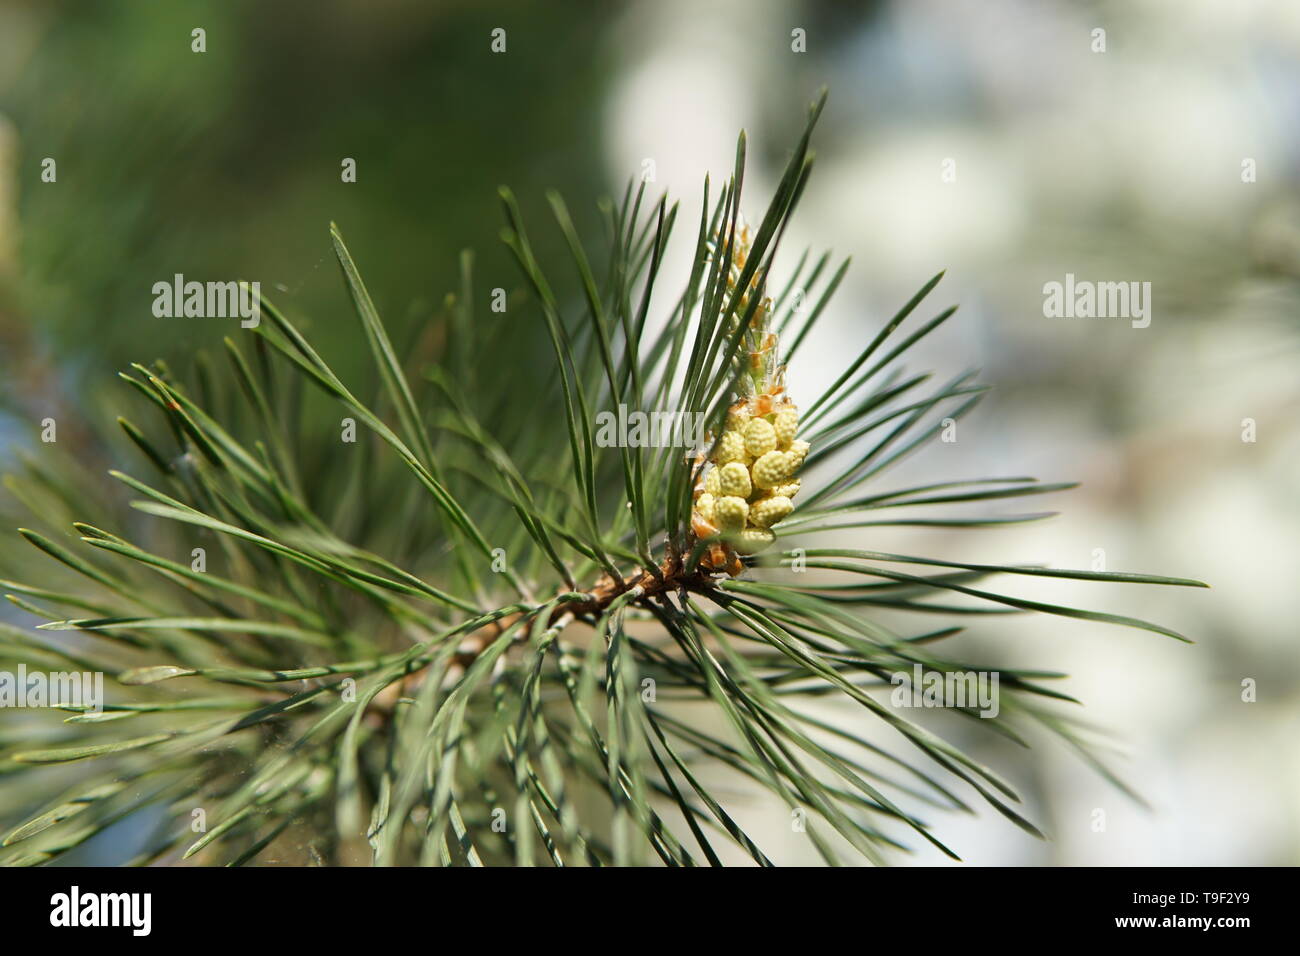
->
[0,89,1206,867]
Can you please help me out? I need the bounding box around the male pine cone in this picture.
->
[692,395,809,569]
[689,218,809,573]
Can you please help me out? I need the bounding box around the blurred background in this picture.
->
[0,0,1297,864]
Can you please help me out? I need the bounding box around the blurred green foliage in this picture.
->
[0,0,616,401]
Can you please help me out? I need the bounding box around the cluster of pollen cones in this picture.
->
[691,388,809,575]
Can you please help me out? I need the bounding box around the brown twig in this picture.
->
[368,555,721,717]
